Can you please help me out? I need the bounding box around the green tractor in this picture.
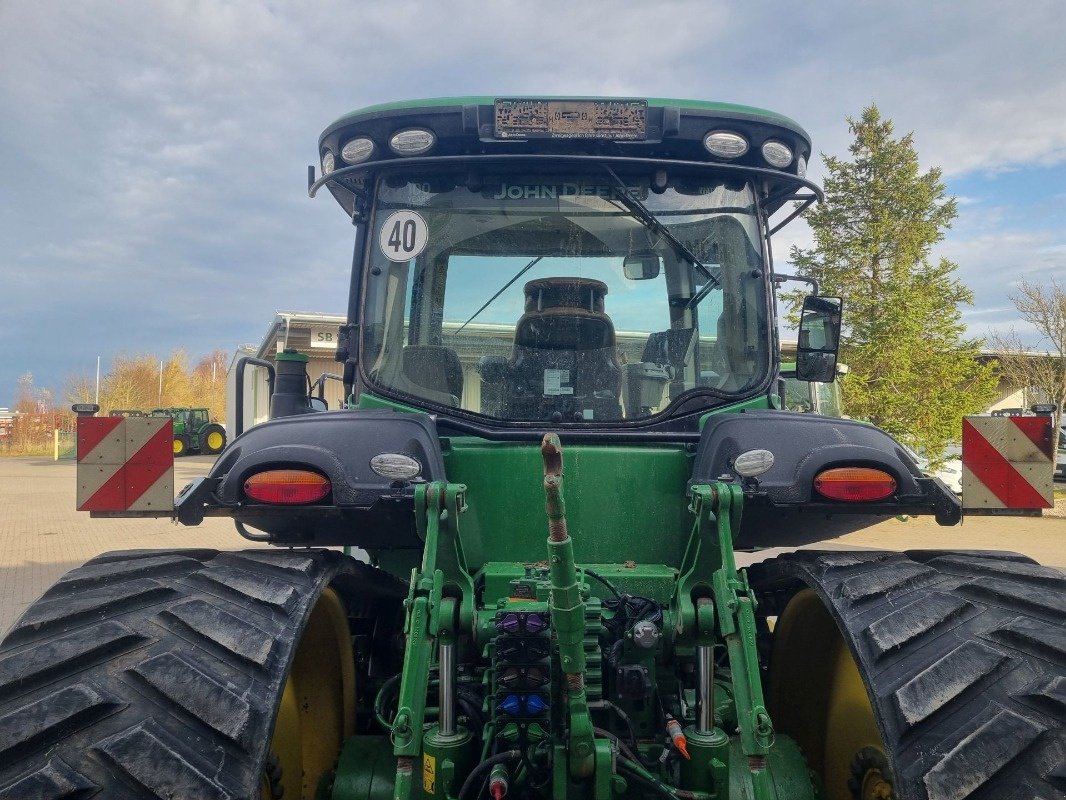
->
[779,362,843,416]
[151,406,228,455]
[1,98,1061,800]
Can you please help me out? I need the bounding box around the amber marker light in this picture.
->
[813,467,896,502]
[244,469,331,505]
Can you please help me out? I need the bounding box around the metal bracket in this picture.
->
[174,477,220,526]
[688,483,778,800]
[391,483,473,800]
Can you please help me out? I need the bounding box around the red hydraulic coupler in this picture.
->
[488,763,509,800]
[666,715,691,760]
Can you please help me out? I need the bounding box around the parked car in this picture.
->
[902,444,963,495]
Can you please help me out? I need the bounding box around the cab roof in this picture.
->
[322,96,807,138]
[313,96,818,217]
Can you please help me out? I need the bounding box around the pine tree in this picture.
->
[791,106,997,457]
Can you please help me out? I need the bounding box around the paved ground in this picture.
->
[1,455,1063,635]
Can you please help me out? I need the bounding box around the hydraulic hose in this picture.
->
[589,700,640,756]
[374,674,402,730]
[592,726,641,766]
[616,757,708,800]
[583,567,622,600]
[456,750,521,800]
[616,757,678,800]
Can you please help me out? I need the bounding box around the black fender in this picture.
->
[689,411,961,540]
[177,410,446,547]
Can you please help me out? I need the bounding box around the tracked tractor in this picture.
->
[1,98,1061,800]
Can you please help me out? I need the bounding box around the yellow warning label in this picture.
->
[423,753,436,795]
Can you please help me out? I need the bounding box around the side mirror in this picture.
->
[796,295,843,383]
[623,254,662,280]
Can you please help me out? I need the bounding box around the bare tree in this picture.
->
[59,349,228,421]
[101,354,160,412]
[190,350,229,422]
[989,278,1066,457]
[9,373,58,454]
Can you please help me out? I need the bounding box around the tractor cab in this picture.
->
[359,168,769,424]
[311,98,825,433]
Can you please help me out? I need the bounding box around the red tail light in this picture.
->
[244,469,331,504]
[814,467,896,502]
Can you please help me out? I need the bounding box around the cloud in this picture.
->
[1,0,1064,403]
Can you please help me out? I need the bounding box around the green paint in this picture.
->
[547,535,585,678]
[689,483,777,800]
[422,725,476,799]
[726,736,823,799]
[331,736,395,800]
[356,391,777,573]
[444,437,692,570]
[275,350,308,362]
[392,487,453,762]
[697,393,772,429]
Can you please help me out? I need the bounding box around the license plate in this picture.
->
[494,99,647,140]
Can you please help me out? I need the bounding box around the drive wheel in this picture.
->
[201,424,227,455]
[268,586,355,799]
[173,433,189,456]
[765,586,895,800]
[0,549,405,799]
[750,550,1065,800]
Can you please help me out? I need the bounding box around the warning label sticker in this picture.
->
[544,369,573,396]
[423,753,436,795]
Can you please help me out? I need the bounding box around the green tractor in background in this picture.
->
[0,98,1061,800]
[779,361,843,416]
[151,406,227,455]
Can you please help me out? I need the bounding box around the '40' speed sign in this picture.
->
[378,210,429,262]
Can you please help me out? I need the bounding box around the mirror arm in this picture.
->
[772,272,820,296]
[766,193,818,238]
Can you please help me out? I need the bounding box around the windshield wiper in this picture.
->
[684,268,723,311]
[455,256,543,334]
[601,165,721,291]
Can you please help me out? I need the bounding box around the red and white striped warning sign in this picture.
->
[961,415,1054,510]
[77,416,175,512]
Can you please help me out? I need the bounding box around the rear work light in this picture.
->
[761,140,793,168]
[389,128,435,156]
[244,469,331,505]
[813,467,896,502]
[703,131,749,158]
[341,136,375,164]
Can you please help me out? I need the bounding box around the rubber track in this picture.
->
[0,548,404,800]
[748,549,1066,800]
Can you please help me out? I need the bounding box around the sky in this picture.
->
[2,0,1064,408]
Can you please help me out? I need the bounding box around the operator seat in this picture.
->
[402,345,464,405]
[492,277,622,420]
[641,327,697,400]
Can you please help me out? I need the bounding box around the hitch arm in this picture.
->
[689,483,778,800]
[391,482,470,800]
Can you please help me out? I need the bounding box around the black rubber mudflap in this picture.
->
[748,550,1066,800]
[0,548,401,800]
